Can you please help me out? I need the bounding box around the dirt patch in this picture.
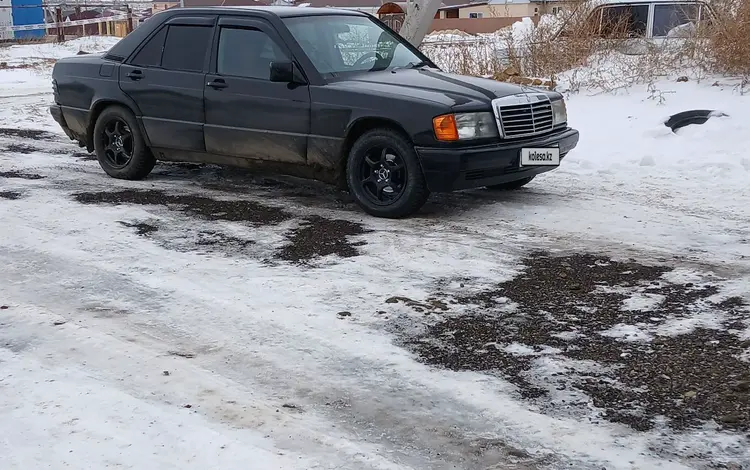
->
[0,62,30,70]
[117,220,158,236]
[275,215,368,263]
[0,338,30,353]
[168,350,196,359]
[0,128,57,141]
[74,190,365,262]
[72,151,96,161]
[0,191,22,200]
[3,143,41,154]
[385,296,450,314]
[72,189,291,225]
[0,171,45,180]
[402,252,750,432]
[164,162,207,171]
[195,230,254,249]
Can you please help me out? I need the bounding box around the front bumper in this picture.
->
[415,127,580,192]
[49,104,76,141]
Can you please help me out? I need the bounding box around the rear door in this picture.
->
[119,15,216,152]
[203,16,310,164]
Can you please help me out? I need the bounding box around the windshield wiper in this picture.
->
[391,60,430,72]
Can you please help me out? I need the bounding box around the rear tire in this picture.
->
[93,106,155,180]
[486,176,535,191]
[346,128,429,218]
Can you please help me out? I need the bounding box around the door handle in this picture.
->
[207,79,228,89]
[126,69,143,80]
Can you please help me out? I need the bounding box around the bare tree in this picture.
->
[398,0,443,47]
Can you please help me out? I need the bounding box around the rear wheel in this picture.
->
[486,176,535,191]
[346,128,429,218]
[93,106,155,180]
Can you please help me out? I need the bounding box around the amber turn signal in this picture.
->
[432,114,459,141]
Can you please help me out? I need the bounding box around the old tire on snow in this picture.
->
[346,128,429,218]
[486,176,535,191]
[93,106,155,180]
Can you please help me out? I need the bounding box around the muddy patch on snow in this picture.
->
[0,128,58,141]
[74,189,372,261]
[397,252,750,433]
[83,304,132,319]
[73,189,291,225]
[0,337,31,353]
[0,171,45,180]
[194,230,254,250]
[0,191,22,200]
[167,350,196,359]
[117,220,159,236]
[275,215,369,263]
[2,143,42,154]
[72,151,97,161]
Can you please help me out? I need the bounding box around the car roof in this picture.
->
[179,5,368,18]
[104,5,371,63]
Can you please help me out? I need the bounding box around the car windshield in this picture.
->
[282,14,429,77]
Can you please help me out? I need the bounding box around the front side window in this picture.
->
[161,25,213,72]
[652,3,700,37]
[217,27,289,80]
[282,14,429,77]
[599,5,650,38]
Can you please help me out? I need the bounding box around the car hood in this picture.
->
[330,68,546,109]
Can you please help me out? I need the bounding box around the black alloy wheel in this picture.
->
[100,119,134,169]
[346,128,429,219]
[93,105,155,180]
[360,146,407,205]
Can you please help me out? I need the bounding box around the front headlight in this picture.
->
[551,99,567,126]
[432,112,499,141]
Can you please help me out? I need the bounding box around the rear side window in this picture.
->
[161,25,213,72]
[131,27,167,67]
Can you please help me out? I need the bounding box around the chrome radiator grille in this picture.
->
[492,94,554,139]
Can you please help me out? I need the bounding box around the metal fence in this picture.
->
[0,2,150,42]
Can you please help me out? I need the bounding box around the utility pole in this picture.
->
[398,0,442,48]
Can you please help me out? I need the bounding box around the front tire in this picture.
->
[346,128,429,218]
[93,106,155,180]
[486,176,535,191]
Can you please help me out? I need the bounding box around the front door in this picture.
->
[203,17,311,164]
[118,15,215,152]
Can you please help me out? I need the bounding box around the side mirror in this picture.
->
[270,61,305,84]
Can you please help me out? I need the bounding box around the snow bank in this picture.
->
[422,15,557,75]
[0,36,120,67]
[563,77,749,186]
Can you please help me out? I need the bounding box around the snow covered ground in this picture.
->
[1,37,749,470]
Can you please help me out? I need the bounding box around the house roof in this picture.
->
[439,1,488,10]
[488,0,532,5]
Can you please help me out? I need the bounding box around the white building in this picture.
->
[0,0,13,40]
